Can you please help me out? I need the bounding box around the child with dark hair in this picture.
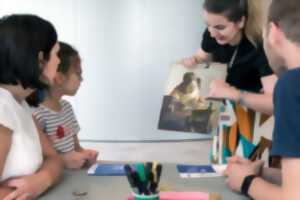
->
[33,42,98,170]
[0,14,62,199]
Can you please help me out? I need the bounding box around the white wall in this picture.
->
[0,0,211,141]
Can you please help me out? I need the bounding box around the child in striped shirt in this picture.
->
[33,42,98,169]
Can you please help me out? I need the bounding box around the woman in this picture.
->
[181,0,276,115]
[0,14,63,199]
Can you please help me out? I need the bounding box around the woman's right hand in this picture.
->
[180,49,210,68]
[61,151,88,169]
[180,56,198,68]
[3,172,54,200]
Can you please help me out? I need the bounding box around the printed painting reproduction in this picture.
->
[158,63,226,134]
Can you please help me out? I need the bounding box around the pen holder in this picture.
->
[133,192,159,200]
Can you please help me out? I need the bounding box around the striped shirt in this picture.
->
[33,99,80,153]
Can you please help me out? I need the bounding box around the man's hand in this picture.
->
[226,156,252,165]
[225,157,264,192]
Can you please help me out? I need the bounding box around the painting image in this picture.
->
[158,63,226,134]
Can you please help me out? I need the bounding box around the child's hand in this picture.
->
[81,149,99,166]
[3,173,50,200]
[61,151,87,169]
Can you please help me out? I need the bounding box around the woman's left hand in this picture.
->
[207,79,240,102]
[3,173,50,200]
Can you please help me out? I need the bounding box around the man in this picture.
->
[225,0,300,199]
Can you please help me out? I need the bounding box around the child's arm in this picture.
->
[0,125,13,198]
[74,135,84,152]
[60,151,87,169]
[74,136,98,165]
[35,123,63,188]
[34,118,63,188]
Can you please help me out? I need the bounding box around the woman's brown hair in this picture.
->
[204,0,264,47]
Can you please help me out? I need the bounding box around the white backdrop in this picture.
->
[0,0,215,141]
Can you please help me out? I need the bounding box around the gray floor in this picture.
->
[81,140,212,164]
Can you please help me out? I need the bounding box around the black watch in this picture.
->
[241,174,258,197]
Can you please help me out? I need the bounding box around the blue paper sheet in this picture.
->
[87,163,125,176]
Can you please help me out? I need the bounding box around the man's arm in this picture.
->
[226,158,300,200]
[225,157,283,200]
[281,158,300,200]
[248,176,282,200]
[261,167,282,185]
[249,158,300,200]
[225,160,283,200]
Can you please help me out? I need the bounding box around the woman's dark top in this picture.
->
[201,29,273,93]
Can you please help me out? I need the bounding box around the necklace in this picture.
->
[228,45,239,69]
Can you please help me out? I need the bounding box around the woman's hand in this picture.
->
[3,173,51,200]
[180,56,198,68]
[207,79,241,102]
[179,49,210,68]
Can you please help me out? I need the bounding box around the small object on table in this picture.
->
[72,189,88,197]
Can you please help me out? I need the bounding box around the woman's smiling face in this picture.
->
[203,9,244,45]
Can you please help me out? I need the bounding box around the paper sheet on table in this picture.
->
[87,163,126,176]
[177,164,227,178]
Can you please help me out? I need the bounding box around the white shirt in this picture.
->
[0,88,43,181]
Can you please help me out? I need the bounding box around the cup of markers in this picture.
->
[133,193,159,200]
[125,162,162,200]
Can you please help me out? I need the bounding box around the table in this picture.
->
[40,164,248,200]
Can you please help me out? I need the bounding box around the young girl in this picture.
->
[33,42,98,170]
[0,14,62,199]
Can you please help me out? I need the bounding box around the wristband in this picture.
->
[241,174,258,197]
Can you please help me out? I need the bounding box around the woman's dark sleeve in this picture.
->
[256,45,274,77]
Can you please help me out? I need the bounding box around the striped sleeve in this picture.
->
[32,107,47,131]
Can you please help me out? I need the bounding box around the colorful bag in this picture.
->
[211,100,272,164]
